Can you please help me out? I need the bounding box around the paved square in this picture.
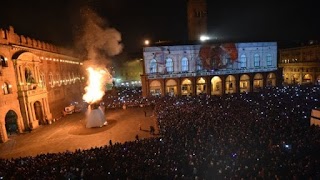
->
[0,107,158,159]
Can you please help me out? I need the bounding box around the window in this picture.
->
[49,73,54,87]
[254,54,260,67]
[25,68,35,84]
[2,82,11,95]
[181,57,189,72]
[40,73,46,88]
[1,55,8,67]
[165,58,173,73]
[267,54,272,66]
[72,72,76,83]
[196,59,202,71]
[150,59,157,73]
[57,74,62,86]
[240,55,247,68]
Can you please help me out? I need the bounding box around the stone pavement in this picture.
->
[0,106,158,159]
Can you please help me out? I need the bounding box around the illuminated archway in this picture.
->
[211,76,222,96]
[196,77,206,95]
[267,73,277,87]
[225,75,236,94]
[181,79,192,96]
[165,79,177,96]
[253,73,263,91]
[302,74,312,84]
[239,74,250,93]
[149,80,162,96]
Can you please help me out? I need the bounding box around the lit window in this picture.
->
[254,54,260,67]
[150,59,157,73]
[0,55,8,67]
[181,57,189,72]
[267,54,272,66]
[49,73,55,87]
[2,82,11,95]
[240,55,246,68]
[165,58,173,73]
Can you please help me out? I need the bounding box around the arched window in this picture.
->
[72,72,76,83]
[56,74,62,86]
[48,73,54,87]
[254,54,260,67]
[25,68,35,84]
[181,57,189,72]
[0,55,8,67]
[150,59,157,73]
[165,58,173,73]
[240,55,247,68]
[63,74,68,85]
[2,82,12,95]
[68,72,71,84]
[267,54,272,66]
[196,59,202,71]
[39,73,46,88]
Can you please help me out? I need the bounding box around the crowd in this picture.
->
[0,85,319,179]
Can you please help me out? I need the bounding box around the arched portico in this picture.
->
[267,73,277,87]
[225,75,236,94]
[239,74,250,93]
[211,76,222,96]
[150,80,162,96]
[253,73,263,91]
[5,110,18,136]
[165,79,177,96]
[181,78,193,96]
[196,77,206,95]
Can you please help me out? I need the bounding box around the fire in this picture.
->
[83,67,111,104]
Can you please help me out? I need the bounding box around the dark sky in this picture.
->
[0,0,319,53]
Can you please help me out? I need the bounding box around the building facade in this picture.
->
[0,26,83,142]
[279,44,320,85]
[141,42,281,97]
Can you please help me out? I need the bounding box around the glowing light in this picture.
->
[200,35,210,41]
[83,67,112,104]
[144,40,150,45]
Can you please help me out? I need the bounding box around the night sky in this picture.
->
[0,0,319,53]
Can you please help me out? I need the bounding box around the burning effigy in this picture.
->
[85,102,107,128]
[83,67,111,128]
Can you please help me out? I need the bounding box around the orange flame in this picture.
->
[83,67,111,104]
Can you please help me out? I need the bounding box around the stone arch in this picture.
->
[267,72,277,87]
[211,76,222,96]
[149,80,162,96]
[165,79,177,96]
[253,73,263,92]
[225,75,236,94]
[196,77,206,95]
[5,110,18,135]
[181,78,193,96]
[317,75,320,85]
[302,74,312,84]
[239,74,250,93]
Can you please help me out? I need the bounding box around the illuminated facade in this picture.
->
[0,26,83,142]
[279,44,320,85]
[114,53,143,87]
[141,42,281,97]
